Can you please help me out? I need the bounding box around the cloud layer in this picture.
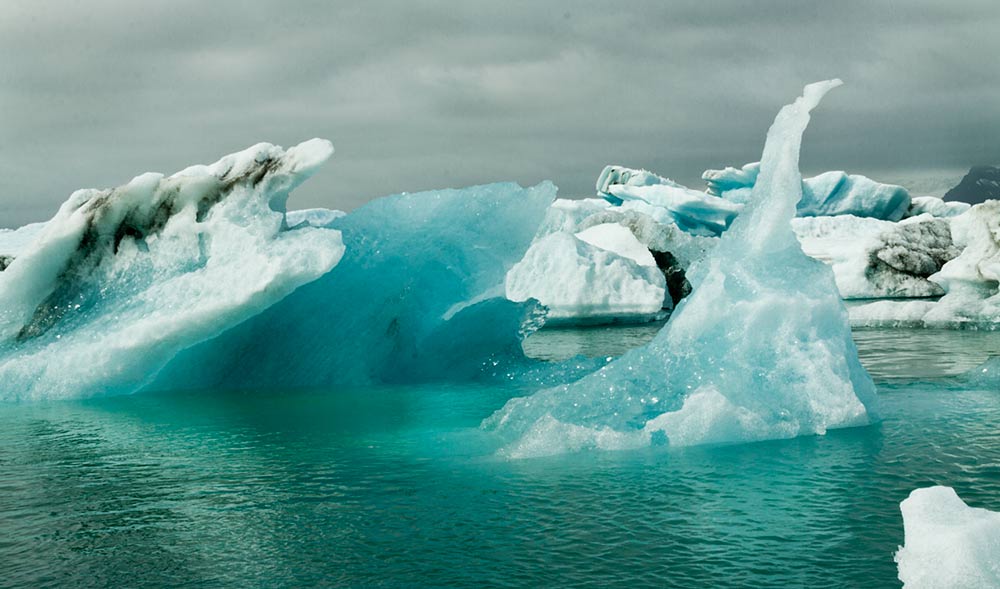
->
[2,0,999,226]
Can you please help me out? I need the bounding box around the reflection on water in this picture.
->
[523,322,1000,380]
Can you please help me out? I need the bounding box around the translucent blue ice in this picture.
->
[145,182,557,391]
[485,80,880,457]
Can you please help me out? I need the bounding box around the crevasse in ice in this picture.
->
[895,486,1000,588]
[0,140,345,401]
[484,80,879,458]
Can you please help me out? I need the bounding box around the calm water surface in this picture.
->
[1,327,999,588]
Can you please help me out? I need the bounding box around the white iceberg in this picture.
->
[896,486,1000,588]
[486,80,878,458]
[0,139,344,401]
[505,224,667,325]
[851,201,1000,328]
[793,214,959,299]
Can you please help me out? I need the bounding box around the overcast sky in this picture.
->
[2,0,999,227]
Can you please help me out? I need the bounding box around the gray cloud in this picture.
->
[2,0,999,227]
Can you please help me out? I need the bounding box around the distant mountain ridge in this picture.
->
[944,165,1000,203]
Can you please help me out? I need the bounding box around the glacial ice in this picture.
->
[485,80,879,457]
[597,165,743,236]
[145,182,556,391]
[0,222,47,270]
[0,140,345,401]
[505,224,667,325]
[907,196,971,219]
[793,214,959,299]
[705,163,912,221]
[850,201,1000,328]
[896,486,1000,588]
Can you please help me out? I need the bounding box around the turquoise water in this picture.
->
[2,328,1000,587]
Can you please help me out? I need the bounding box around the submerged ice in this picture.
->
[0,140,344,401]
[485,80,879,457]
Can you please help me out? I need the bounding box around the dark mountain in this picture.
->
[944,165,1000,203]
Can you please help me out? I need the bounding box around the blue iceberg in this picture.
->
[486,80,879,457]
[146,182,557,391]
[704,162,912,221]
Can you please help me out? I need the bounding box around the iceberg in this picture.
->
[705,163,912,221]
[896,486,1000,588]
[0,140,344,401]
[793,214,959,299]
[505,224,667,325]
[145,182,556,391]
[850,201,1000,328]
[906,196,971,219]
[486,80,878,457]
[597,165,743,236]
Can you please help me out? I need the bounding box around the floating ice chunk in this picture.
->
[907,196,971,219]
[597,165,742,236]
[850,201,1000,328]
[794,214,959,299]
[0,139,344,401]
[505,230,667,325]
[793,215,895,297]
[486,80,878,457]
[147,182,556,390]
[801,171,911,220]
[569,206,716,306]
[706,164,912,220]
[896,486,1000,588]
